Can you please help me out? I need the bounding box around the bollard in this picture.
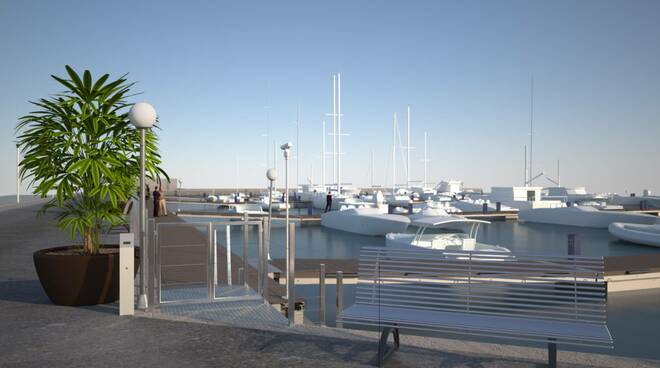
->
[568,234,581,256]
[388,204,394,214]
[336,270,344,328]
[319,264,326,326]
[496,202,501,212]
[482,202,488,214]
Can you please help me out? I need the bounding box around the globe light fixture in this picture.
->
[129,102,157,129]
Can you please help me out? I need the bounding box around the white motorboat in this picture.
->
[608,222,660,247]
[519,206,660,228]
[259,197,290,211]
[220,203,265,215]
[321,207,410,236]
[386,215,510,255]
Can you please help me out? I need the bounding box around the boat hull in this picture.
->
[321,209,410,236]
[519,206,660,228]
[608,222,660,247]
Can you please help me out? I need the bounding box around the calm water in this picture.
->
[168,202,660,361]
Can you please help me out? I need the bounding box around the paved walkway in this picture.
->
[1,202,659,367]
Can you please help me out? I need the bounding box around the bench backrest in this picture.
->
[355,246,607,325]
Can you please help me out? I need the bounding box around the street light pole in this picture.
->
[138,128,147,309]
[280,142,292,300]
[266,168,278,260]
[129,102,157,311]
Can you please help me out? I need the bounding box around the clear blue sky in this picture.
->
[1,0,659,195]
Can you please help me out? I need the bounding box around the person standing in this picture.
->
[158,186,168,216]
[325,192,333,213]
[152,186,161,217]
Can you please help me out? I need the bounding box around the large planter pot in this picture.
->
[33,245,139,306]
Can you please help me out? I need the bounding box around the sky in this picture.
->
[1,0,659,195]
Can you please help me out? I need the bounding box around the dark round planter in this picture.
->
[33,245,139,306]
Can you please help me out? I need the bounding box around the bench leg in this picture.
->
[377,327,400,367]
[548,341,557,368]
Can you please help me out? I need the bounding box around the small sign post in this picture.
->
[119,233,135,316]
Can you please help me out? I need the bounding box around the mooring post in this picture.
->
[319,263,326,326]
[336,270,344,328]
[548,340,557,368]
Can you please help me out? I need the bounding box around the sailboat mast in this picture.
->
[370,149,374,188]
[322,120,326,190]
[392,112,397,193]
[529,75,534,185]
[524,145,528,186]
[296,105,300,191]
[406,105,411,189]
[273,140,277,171]
[332,75,337,192]
[337,73,342,194]
[423,132,428,187]
[557,159,560,187]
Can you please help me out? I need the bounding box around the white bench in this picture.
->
[338,246,613,367]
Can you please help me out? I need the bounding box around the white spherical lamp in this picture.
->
[266,168,278,182]
[129,102,157,129]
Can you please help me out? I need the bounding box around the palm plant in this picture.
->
[16,65,167,254]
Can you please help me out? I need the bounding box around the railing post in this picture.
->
[226,225,232,286]
[213,228,218,288]
[262,220,270,301]
[243,213,249,288]
[287,222,296,326]
[238,267,244,286]
[207,222,214,300]
[147,219,157,312]
[154,223,161,307]
[257,221,264,295]
[336,270,344,328]
[319,263,326,326]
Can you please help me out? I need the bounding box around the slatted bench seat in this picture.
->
[338,246,613,367]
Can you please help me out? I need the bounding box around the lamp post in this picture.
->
[266,168,277,260]
[280,142,292,301]
[129,102,157,310]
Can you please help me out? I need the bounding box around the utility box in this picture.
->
[119,233,135,316]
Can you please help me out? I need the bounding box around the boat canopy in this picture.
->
[412,215,490,240]
[412,216,491,227]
